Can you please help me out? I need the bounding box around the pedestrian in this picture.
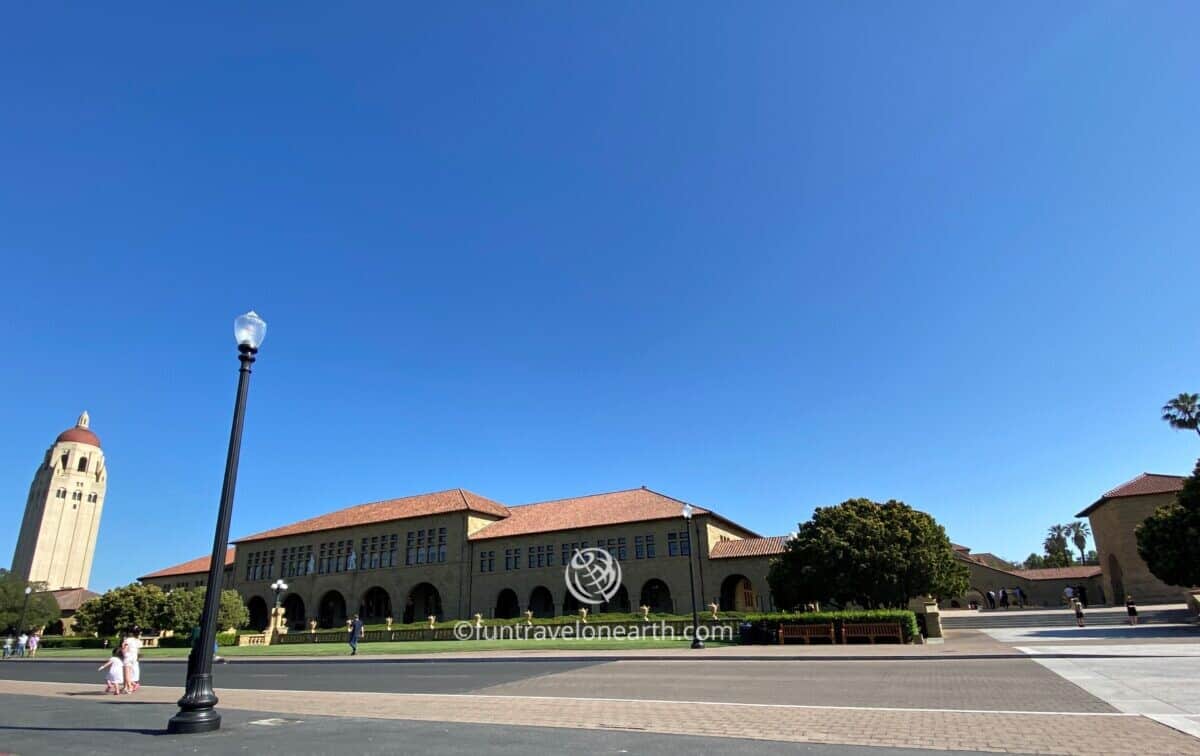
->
[986,590,996,610]
[16,631,28,658]
[348,613,364,655]
[1073,599,1085,628]
[1126,595,1138,626]
[27,632,39,659]
[122,627,142,691]
[1064,586,1074,605]
[2,634,12,660]
[999,589,1009,609]
[99,647,126,695]
[1016,587,1026,608]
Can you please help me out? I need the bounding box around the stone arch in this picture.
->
[318,590,347,629]
[360,586,392,623]
[282,593,306,630]
[1108,554,1125,605]
[403,582,442,624]
[246,596,270,631]
[719,574,756,612]
[495,588,521,619]
[562,591,582,615]
[594,584,630,615]
[528,586,555,618]
[640,579,673,614]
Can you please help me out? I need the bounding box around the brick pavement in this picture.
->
[2,679,1196,754]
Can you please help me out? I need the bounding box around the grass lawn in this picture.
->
[29,637,736,659]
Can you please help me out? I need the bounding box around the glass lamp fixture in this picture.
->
[682,503,693,520]
[234,311,267,350]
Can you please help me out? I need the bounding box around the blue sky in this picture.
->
[2,4,1198,591]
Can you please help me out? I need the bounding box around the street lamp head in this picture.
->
[682,503,693,520]
[24,586,32,595]
[234,311,267,350]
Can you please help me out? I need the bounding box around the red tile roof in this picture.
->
[470,488,714,541]
[710,536,788,559]
[1013,566,1103,580]
[1076,473,1186,517]
[139,548,236,580]
[234,489,510,544]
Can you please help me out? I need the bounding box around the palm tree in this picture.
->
[1066,520,1091,563]
[1045,524,1071,564]
[1162,393,1200,437]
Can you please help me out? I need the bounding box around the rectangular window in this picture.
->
[668,532,678,557]
[617,537,627,560]
[438,527,448,563]
[635,536,645,559]
[646,534,656,559]
[406,531,415,565]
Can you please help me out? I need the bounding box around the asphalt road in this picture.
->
[0,656,1112,713]
[0,693,1011,756]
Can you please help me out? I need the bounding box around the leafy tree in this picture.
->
[72,583,165,636]
[767,498,969,610]
[0,571,60,633]
[1085,549,1098,565]
[1136,458,1200,587]
[156,587,248,633]
[1042,524,1073,567]
[1023,553,1046,569]
[1066,520,1091,563]
[1162,393,1200,437]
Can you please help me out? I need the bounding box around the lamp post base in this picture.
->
[691,637,705,649]
[167,708,222,734]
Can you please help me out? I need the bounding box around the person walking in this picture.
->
[16,632,28,658]
[2,634,12,660]
[1073,599,1085,628]
[1126,595,1138,626]
[348,614,364,655]
[986,590,996,610]
[99,648,126,695]
[999,589,1009,609]
[27,632,39,659]
[122,628,142,691]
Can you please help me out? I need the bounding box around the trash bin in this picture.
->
[738,622,754,644]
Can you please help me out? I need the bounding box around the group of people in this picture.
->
[984,587,1025,609]
[1,630,40,659]
[97,628,142,695]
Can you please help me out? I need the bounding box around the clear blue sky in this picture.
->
[2,4,1198,591]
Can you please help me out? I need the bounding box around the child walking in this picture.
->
[99,648,125,695]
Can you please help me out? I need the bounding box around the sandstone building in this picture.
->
[140,487,785,630]
[11,412,108,591]
[1076,472,1190,604]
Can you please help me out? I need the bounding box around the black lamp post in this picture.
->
[271,580,288,609]
[168,311,266,735]
[17,586,32,635]
[682,504,704,650]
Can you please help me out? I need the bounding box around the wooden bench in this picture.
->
[841,622,903,644]
[778,623,835,644]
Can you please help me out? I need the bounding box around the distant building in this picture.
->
[947,544,1104,608]
[139,548,237,592]
[140,487,784,631]
[1076,473,1191,604]
[11,412,108,591]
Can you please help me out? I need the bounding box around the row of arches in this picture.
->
[244,574,759,630]
[245,582,444,631]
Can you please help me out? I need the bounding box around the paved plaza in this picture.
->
[2,627,1199,754]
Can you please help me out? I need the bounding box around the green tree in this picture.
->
[1136,458,1200,587]
[1023,553,1046,569]
[1042,524,1073,566]
[1066,520,1091,563]
[72,583,165,636]
[767,498,969,609]
[1162,393,1200,437]
[157,587,248,633]
[0,571,60,633]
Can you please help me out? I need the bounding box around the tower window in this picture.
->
[72,490,83,501]
[56,489,67,499]
[77,457,89,472]
[60,453,69,468]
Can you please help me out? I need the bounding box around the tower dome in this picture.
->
[56,411,101,447]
